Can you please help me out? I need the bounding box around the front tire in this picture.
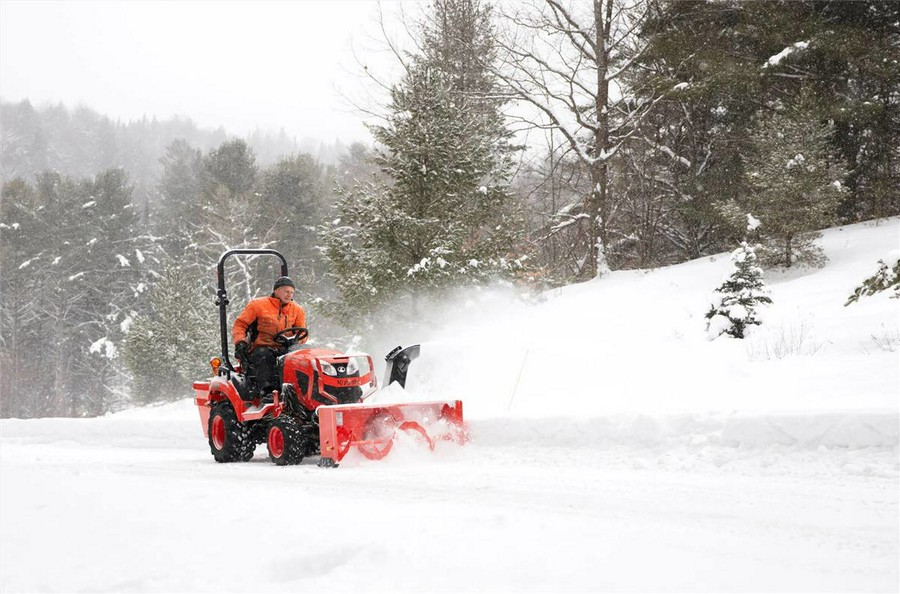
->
[208,402,254,463]
[267,416,306,465]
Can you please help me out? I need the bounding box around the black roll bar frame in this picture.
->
[215,249,288,371]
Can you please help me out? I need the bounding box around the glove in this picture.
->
[234,341,250,360]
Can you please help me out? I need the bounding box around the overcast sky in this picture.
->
[0,1,415,145]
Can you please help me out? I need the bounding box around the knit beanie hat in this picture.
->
[273,276,295,290]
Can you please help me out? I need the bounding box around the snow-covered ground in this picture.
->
[2,219,898,592]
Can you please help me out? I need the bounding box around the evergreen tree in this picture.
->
[335,143,380,188]
[204,139,257,197]
[322,0,520,325]
[0,178,43,417]
[191,140,265,303]
[72,168,148,415]
[253,154,329,283]
[626,0,899,268]
[423,0,513,168]
[0,100,49,179]
[123,263,218,403]
[706,242,773,339]
[631,0,900,238]
[764,1,900,222]
[626,0,790,265]
[155,139,204,257]
[743,106,846,268]
[0,169,149,417]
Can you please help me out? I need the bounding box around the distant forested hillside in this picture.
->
[0,100,350,216]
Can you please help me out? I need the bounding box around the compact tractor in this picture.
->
[192,249,466,466]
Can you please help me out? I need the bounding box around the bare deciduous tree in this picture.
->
[493,0,662,277]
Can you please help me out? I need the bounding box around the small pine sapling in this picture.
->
[706,242,773,339]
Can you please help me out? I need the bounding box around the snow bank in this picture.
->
[396,218,898,423]
[472,410,898,451]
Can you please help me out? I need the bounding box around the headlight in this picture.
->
[346,357,359,375]
[320,361,337,376]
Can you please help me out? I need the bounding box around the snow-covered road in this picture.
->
[2,406,896,593]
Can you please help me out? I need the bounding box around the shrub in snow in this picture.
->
[746,318,824,360]
[867,324,900,353]
[845,255,900,306]
[706,242,772,339]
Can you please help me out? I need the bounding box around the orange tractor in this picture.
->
[192,249,466,467]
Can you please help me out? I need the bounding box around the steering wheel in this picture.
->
[273,326,309,348]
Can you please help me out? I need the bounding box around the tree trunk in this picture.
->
[589,0,612,277]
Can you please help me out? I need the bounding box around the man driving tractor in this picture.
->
[232,276,306,397]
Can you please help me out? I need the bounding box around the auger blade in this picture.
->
[317,400,466,465]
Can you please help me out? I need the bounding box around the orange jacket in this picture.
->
[232,296,306,350]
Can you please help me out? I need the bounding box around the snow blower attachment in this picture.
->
[318,399,465,465]
[192,248,467,467]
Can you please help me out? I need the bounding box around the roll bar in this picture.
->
[215,249,288,370]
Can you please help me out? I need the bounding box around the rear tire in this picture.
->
[208,402,254,463]
[267,416,305,465]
